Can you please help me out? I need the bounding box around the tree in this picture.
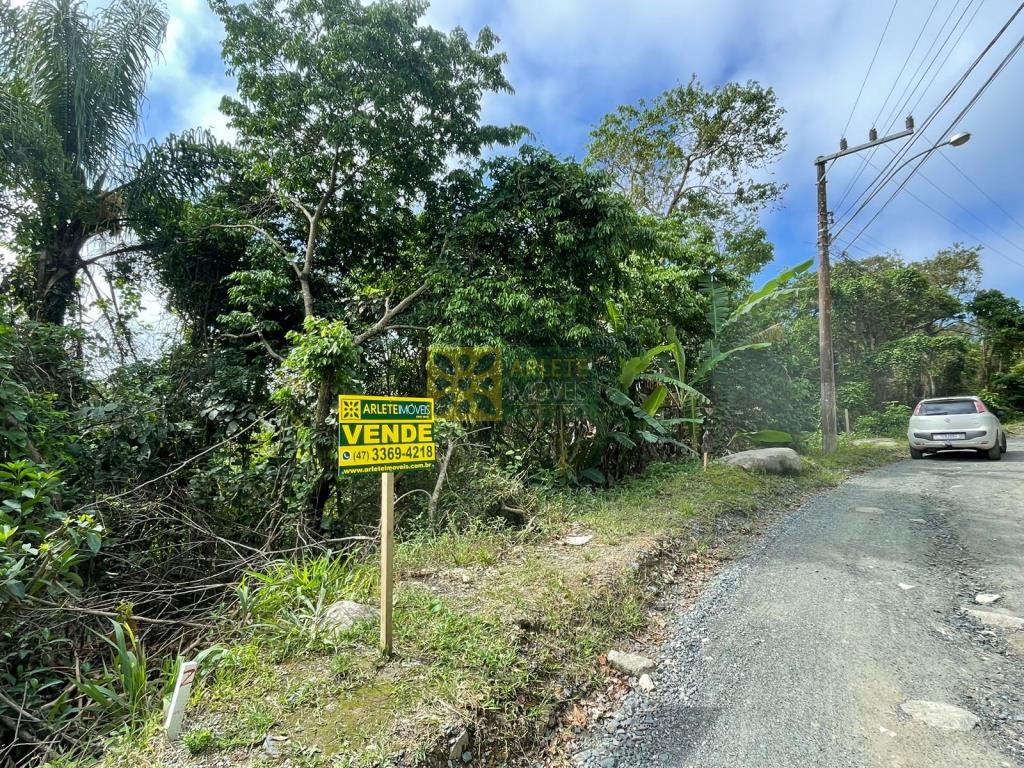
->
[0,0,210,326]
[432,148,656,349]
[968,289,1024,385]
[917,244,982,301]
[585,77,786,277]
[779,249,976,418]
[208,0,523,529]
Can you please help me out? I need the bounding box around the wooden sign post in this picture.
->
[338,395,435,655]
[379,471,396,654]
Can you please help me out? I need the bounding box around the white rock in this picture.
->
[898,583,916,591]
[322,600,376,633]
[965,608,1024,630]
[721,448,802,475]
[565,534,594,546]
[900,700,978,731]
[638,674,655,693]
[448,728,470,762]
[975,593,1002,605]
[264,734,290,757]
[607,649,656,677]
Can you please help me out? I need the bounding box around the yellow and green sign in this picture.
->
[338,395,436,475]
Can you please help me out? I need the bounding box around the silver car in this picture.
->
[907,396,1008,460]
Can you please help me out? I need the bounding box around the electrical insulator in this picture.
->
[869,128,878,141]
[840,137,848,151]
[906,115,914,130]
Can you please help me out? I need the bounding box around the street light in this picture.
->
[885,132,972,177]
[814,124,972,454]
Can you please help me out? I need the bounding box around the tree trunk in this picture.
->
[34,239,84,325]
[307,369,336,533]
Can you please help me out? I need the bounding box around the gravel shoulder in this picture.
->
[571,442,1024,768]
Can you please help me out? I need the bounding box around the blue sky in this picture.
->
[142,0,1024,298]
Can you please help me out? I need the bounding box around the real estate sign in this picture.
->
[337,395,436,475]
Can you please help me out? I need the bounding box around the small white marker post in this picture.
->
[380,471,396,655]
[164,660,198,741]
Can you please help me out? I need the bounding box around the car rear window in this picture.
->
[921,400,976,415]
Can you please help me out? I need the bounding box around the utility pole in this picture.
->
[815,117,914,453]
[816,157,837,453]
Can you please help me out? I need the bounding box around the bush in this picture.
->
[854,401,912,438]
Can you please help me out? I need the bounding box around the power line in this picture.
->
[835,1,1018,228]
[906,0,988,118]
[879,0,977,132]
[875,0,947,131]
[840,26,1024,247]
[833,3,1024,236]
[873,146,1024,255]
[837,31,1024,262]
[931,143,1024,236]
[832,0,945,213]
[856,152,1024,269]
[841,0,901,139]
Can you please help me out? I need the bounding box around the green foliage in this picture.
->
[434,147,655,349]
[3,1,963,761]
[0,0,217,323]
[855,402,913,438]
[277,318,358,399]
[780,251,985,424]
[78,622,151,728]
[0,461,101,607]
[993,361,1024,410]
[586,76,787,223]
[183,727,216,755]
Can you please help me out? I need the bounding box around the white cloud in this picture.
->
[97,0,1024,298]
[419,0,1024,294]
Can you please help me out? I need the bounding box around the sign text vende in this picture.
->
[338,395,436,475]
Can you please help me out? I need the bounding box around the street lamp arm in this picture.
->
[884,132,971,178]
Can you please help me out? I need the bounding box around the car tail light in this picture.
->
[975,400,987,413]
[913,402,923,416]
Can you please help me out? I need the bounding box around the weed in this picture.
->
[182,728,216,755]
[77,622,153,730]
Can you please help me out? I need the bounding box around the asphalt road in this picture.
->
[574,441,1024,768]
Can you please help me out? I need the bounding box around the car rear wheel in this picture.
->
[910,447,924,460]
[1001,433,1008,454]
[986,443,1002,461]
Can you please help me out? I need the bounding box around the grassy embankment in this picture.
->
[82,442,901,768]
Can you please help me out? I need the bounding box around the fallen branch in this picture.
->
[29,600,214,630]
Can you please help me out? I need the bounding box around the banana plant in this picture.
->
[695,258,813,385]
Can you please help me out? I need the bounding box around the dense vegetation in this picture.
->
[1,0,1023,763]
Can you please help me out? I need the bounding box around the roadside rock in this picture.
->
[637,674,655,693]
[721,448,802,475]
[607,650,656,677]
[975,593,1002,605]
[323,600,376,633]
[448,727,470,762]
[263,734,290,758]
[566,534,594,546]
[900,700,979,731]
[965,608,1024,630]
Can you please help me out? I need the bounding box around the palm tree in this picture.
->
[0,0,167,324]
